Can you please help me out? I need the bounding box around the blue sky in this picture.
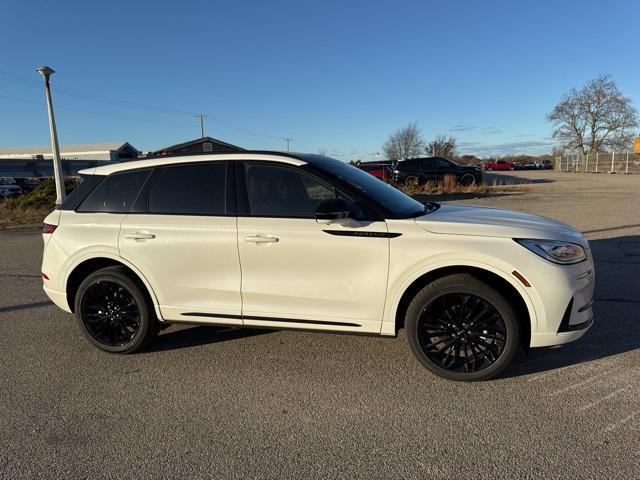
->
[1,0,638,160]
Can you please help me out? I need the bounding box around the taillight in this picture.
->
[42,223,57,234]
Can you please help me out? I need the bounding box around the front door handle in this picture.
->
[125,232,156,240]
[244,235,279,244]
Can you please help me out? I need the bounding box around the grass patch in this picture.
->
[0,179,76,228]
[399,175,532,196]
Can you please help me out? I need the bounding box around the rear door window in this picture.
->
[78,169,151,213]
[148,163,227,215]
[420,158,435,170]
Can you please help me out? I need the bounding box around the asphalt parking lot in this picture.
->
[1,170,639,479]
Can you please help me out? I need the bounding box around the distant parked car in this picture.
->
[0,178,23,199]
[513,162,524,170]
[358,163,392,182]
[482,160,514,171]
[393,157,483,186]
[537,160,553,170]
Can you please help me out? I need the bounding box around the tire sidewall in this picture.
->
[74,269,152,354]
[406,276,520,381]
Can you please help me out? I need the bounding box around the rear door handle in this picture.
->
[125,232,156,240]
[244,235,279,244]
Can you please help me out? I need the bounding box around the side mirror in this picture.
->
[315,198,355,221]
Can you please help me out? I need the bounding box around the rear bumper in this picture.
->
[43,285,71,313]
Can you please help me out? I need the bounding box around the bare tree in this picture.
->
[547,75,638,154]
[318,147,328,156]
[383,123,424,161]
[425,134,457,158]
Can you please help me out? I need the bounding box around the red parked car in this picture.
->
[358,163,392,182]
[482,160,514,171]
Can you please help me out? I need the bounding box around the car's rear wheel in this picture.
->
[74,266,159,353]
[459,173,476,186]
[405,274,519,381]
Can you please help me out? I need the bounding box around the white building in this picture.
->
[0,142,140,177]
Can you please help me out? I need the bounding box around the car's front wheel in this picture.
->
[74,266,159,353]
[405,274,520,381]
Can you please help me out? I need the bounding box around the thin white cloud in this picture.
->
[458,140,556,156]
[449,125,477,132]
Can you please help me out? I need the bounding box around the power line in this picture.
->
[0,69,293,142]
[0,93,286,148]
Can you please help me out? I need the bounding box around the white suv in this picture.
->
[41,152,594,381]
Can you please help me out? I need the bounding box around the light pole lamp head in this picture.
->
[36,66,55,80]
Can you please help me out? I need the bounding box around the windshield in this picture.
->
[303,155,427,218]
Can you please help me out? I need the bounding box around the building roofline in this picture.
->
[151,136,244,155]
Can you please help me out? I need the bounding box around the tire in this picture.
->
[404,175,420,186]
[405,273,520,381]
[459,173,476,186]
[74,266,159,353]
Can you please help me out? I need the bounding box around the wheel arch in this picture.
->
[388,265,532,350]
[65,255,163,320]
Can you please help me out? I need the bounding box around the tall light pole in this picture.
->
[36,66,65,205]
[283,138,291,152]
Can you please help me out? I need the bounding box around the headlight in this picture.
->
[516,239,586,265]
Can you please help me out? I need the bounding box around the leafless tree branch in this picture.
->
[547,75,638,154]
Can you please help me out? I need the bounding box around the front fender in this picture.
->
[380,254,541,336]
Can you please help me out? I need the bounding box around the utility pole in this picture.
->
[283,138,292,152]
[195,113,207,138]
[36,66,65,206]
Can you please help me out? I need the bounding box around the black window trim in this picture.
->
[75,162,235,217]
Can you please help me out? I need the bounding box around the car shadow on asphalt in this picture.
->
[146,325,272,352]
[499,234,640,379]
[0,300,52,314]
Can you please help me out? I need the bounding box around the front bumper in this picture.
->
[531,317,593,347]
[528,251,595,348]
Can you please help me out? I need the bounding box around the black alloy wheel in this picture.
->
[406,273,519,381]
[80,280,141,347]
[75,266,159,353]
[416,293,506,373]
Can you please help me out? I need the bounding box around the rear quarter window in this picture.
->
[59,174,105,211]
[77,169,152,213]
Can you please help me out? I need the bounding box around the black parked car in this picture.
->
[393,157,483,186]
[537,160,553,170]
